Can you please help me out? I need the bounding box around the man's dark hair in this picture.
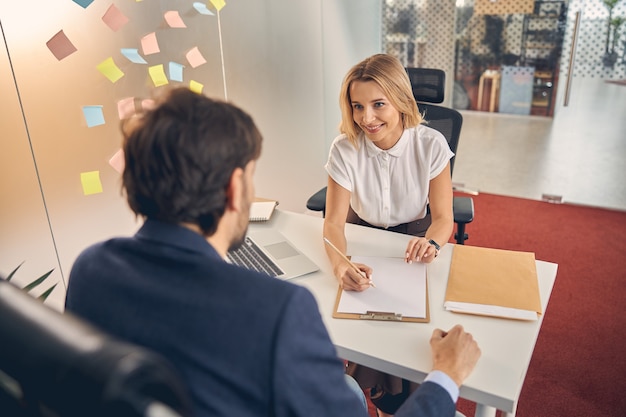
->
[122,87,262,236]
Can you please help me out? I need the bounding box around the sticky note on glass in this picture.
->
[141,99,155,110]
[82,106,105,127]
[164,11,186,28]
[97,57,124,83]
[193,2,214,15]
[46,30,77,61]
[186,47,206,68]
[117,97,136,119]
[141,32,160,55]
[149,64,169,87]
[210,0,226,11]
[168,62,184,82]
[80,171,103,195]
[190,80,204,94]
[108,149,125,174]
[102,4,129,32]
[73,0,95,8]
[121,48,147,64]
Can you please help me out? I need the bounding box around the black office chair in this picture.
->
[306,68,473,244]
[406,67,446,104]
[0,279,192,417]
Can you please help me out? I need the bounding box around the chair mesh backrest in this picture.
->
[417,102,463,174]
[405,68,445,104]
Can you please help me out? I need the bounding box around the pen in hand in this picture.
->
[323,237,376,288]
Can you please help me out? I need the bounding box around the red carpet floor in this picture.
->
[365,192,626,416]
[453,192,626,417]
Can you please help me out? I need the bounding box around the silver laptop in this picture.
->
[226,229,319,280]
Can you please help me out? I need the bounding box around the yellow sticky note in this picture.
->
[149,64,169,87]
[210,0,226,11]
[97,57,124,83]
[80,171,103,195]
[190,80,204,94]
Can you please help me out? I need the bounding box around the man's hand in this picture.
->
[430,325,481,387]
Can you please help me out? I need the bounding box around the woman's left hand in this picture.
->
[405,237,438,264]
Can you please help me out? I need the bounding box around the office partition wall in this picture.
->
[0,22,64,309]
[0,0,382,308]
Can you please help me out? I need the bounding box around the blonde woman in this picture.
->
[323,54,455,416]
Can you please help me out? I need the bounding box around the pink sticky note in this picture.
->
[108,149,125,174]
[164,11,186,28]
[141,32,160,55]
[102,4,129,32]
[117,97,136,119]
[141,99,155,110]
[46,30,77,61]
[186,46,206,68]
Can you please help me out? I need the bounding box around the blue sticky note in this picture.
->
[169,62,184,82]
[73,0,95,9]
[193,2,214,15]
[121,48,147,64]
[83,106,105,128]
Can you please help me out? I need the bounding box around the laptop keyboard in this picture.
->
[227,236,284,277]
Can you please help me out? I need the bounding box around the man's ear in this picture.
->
[225,167,245,213]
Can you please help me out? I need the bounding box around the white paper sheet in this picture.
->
[336,256,427,318]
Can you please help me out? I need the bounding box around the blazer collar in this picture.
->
[136,219,221,259]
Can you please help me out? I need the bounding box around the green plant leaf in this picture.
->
[22,269,55,292]
[6,261,25,282]
[38,284,58,302]
[4,263,56,300]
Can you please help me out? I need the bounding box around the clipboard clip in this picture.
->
[359,311,403,321]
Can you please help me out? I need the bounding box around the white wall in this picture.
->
[0,0,381,308]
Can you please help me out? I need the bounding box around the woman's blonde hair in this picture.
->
[339,54,422,146]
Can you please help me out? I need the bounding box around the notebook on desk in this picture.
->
[227,229,319,280]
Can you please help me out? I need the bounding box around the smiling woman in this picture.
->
[322,53,455,417]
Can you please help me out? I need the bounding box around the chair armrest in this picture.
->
[306,187,327,212]
[453,196,474,224]
[453,196,474,245]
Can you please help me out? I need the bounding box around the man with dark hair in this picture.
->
[66,87,480,417]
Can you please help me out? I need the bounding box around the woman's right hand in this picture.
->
[334,262,373,292]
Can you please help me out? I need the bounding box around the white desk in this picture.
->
[250,210,557,417]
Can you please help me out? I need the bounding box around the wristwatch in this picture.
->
[428,239,440,257]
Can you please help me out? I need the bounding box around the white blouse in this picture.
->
[325,125,453,228]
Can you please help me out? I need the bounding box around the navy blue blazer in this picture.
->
[66,220,455,417]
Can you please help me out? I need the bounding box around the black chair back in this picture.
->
[0,279,192,417]
[417,102,463,174]
[405,68,445,104]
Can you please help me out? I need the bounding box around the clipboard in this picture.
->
[331,256,430,323]
[332,279,430,322]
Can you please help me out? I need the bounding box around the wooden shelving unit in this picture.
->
[520,0,567,116]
